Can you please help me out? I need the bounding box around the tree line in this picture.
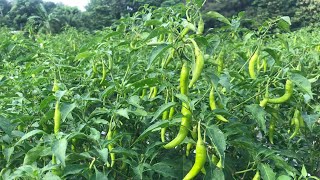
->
[0,0,319,34]
[0,0,181,33]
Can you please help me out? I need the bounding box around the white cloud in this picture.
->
[43,0,90,11]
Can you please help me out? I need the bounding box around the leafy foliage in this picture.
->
[0,1,320,179]
[294,0,320,27]
[2,0,320,33]
[6,0,43,29]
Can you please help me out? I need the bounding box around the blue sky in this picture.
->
[44,0,90,11]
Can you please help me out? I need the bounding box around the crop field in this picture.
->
[0,1,320,180]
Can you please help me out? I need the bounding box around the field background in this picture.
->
[0,0,320,179]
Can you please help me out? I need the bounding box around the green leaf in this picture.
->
[133,163,144,180]
[270,153,298,174]
[277,175,292,180]
[175,94,190,105]
[133,163,151,179]
[181,20,196,31]
[206,125,226,168]
[111,147,139,157]
[89,128,101,141]
[206,11,231,25]
[243,32,255,45]
[23,146,49,165]
[152,162,176,178]
[52,138,68,167]
[101,85,115,98]
[127,78,159,89]
[128,95,143,109]
[130,108,148,117]
[40,95,55,111]
[246,104,267,133]
[55,90,67,101]
[280,16,291,25]
[144,19,162,26]
[27,66,46,76]
[79,152,93,159]
[43,172,61,180]
[93,118,109,125]
[219,74,231,92]
[0,115,13,136]
[134,121,169,144]
[264,48,281,63]
[151,102,176,123]
[147,44,172,69]
[116,108,130,119]
[194,0,205,8]
[145,27,169,42]
[290,73,312,98]
[8,165,39,179]
[258,163,276,180]
[94,167,109,180]
[278,17,291,32]
[66,132,88,141]
[61,103,76,122]
[104,31,121,39]
[75,51,93,61]
[300,164,307,178]
[62,164,87,177]
[3,147,14,163]
[206,167,225,180]
[96,148,109,165]
[194,36,208,46]
[302,113,319,131]
[15,129,45,146]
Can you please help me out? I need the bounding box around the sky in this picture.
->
[43,0,90,11]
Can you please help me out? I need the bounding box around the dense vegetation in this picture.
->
[0,0,181,33]
[1,0,320,33]
[1,0,320,179]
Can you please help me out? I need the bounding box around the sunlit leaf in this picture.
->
[116,108,130,119]
[258,163,276,180]
[206,11,231,25]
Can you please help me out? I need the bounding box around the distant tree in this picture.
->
[6,0,43,29]
[247,0,297,23]
[27,3,59,34]
[43,1,57,14]
[130,0,162,10]
[160,0,181,7]
[0,0,11,16]
[203,0,251,17]
[0,0,11,26]
[294,0,320,27]
[85,0,129,30]
[51,5,84,31]
[84,0,180,30]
